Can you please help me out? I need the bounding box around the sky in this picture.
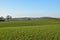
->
[0,0,60,18]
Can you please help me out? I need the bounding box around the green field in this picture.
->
[0,19,60,40]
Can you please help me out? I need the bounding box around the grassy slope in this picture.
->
[0,19,60,27]
[0,19,60,40]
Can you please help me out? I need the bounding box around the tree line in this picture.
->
[0,15,12,21]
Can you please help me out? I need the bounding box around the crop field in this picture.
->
[0,19,60,40]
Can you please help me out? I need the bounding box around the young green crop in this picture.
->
[0,25,60,40]
[0,19,60,40]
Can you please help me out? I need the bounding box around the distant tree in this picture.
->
[6,15,12,20]
[27,18,31,20]
[0,16,5,22]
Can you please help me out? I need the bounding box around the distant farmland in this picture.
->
[0,18,60,40]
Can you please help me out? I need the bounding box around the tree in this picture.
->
[0,16,5,21]
[6,15,12,20]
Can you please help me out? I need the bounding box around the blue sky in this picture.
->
[0,0,60,18]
